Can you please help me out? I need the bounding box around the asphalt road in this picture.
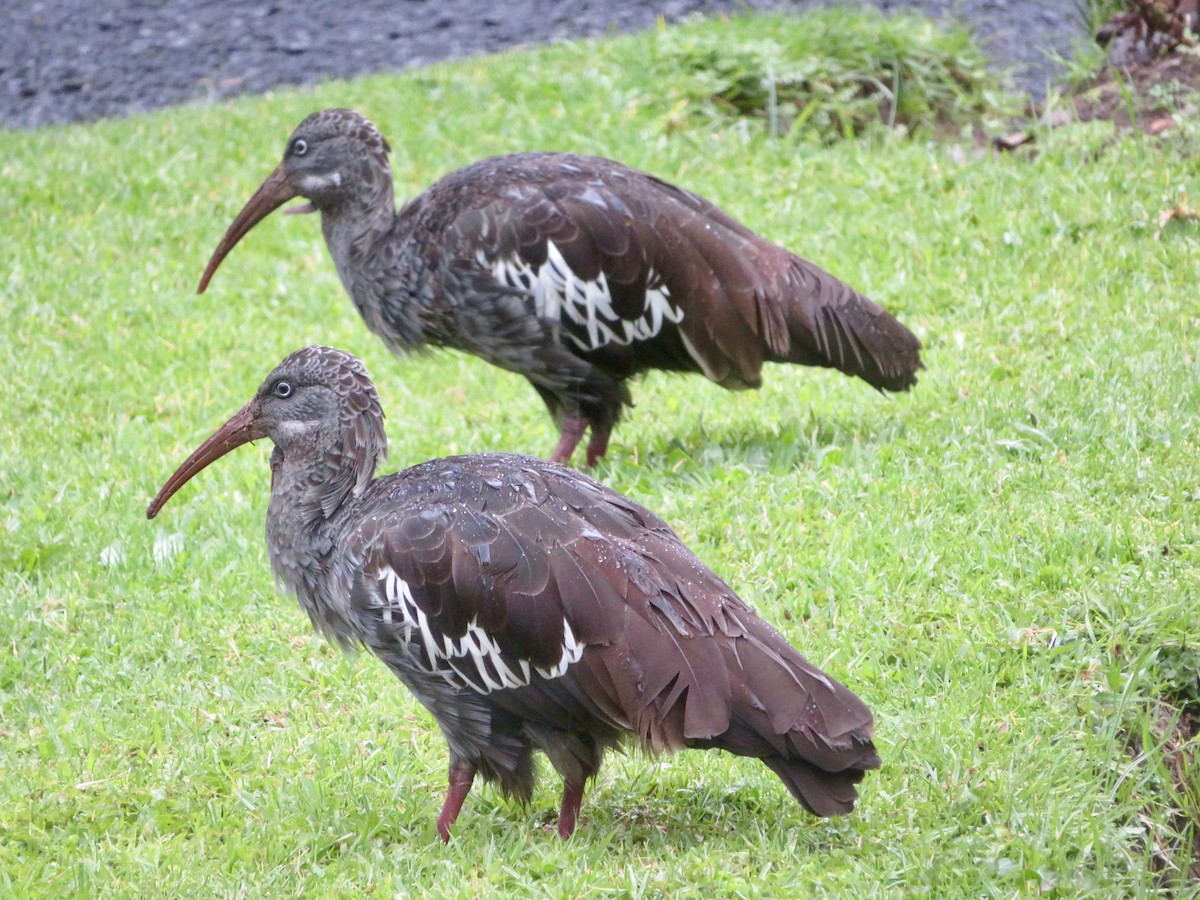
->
[1,1,1086,130]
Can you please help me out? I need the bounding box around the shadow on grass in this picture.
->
[612,406,909,477]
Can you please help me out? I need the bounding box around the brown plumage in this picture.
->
[198,108,923,465]
[147,346,880,840]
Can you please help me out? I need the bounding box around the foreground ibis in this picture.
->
[198,109,922,466]
[147,346,880,840]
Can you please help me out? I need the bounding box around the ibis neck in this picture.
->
[319,171,396,268]
[263,425,383,574]
[322,194,439,353]
[267,445,354,523]
[264,443,377,648]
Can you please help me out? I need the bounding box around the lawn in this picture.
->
[1,10,1198,897]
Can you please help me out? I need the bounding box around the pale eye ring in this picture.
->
[292,138,308,156]
[274,380,293,398]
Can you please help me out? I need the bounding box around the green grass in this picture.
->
[2,9,1200,897]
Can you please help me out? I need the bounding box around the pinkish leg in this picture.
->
[557,781,586,840]
[549,415,589,465]
[584,428,611,468]
[436,761,476,843]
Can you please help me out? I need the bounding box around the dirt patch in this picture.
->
[1065,50,1200,134]
[1056,0,1200,134]
[1123,702,1199,888]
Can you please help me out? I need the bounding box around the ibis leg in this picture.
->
[556,781,586,840]
[584,427,611,467]
[436,760,476,843]
[549,415,589,466]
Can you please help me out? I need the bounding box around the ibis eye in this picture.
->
[274,380,293,398]
[291,138,308,156]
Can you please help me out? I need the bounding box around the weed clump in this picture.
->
[655,10,1000,142]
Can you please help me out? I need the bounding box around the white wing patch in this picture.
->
[534,617,584,680]
[678,331,723,382]
[479,242,685,351]
[375,567,584,694]
[379,566,440,670]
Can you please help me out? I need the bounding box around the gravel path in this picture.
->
[1,1,1086,131]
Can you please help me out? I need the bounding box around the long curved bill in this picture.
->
[147,400,263,519]
[197,164,298,294]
